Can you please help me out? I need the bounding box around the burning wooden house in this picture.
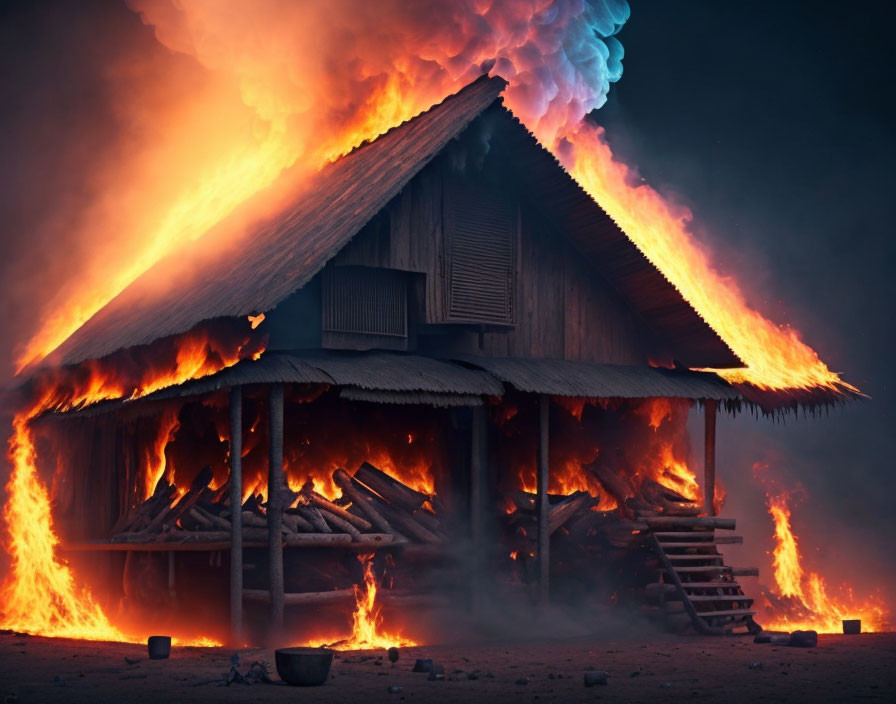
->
[21,75,829,645]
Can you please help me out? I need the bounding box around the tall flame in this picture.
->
[143,407,181,499]
[323,554,415,651]
[559,123,856,393]
[761,490,889,633]
[2,411,124,640]
[1,328,262,639]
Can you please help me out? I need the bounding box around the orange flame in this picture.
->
[143,407,181,499]
[761,491,889,633]
[512,398,700,510]
[319,554,415,651]
[1,328,262,640]
[561,123,857,394]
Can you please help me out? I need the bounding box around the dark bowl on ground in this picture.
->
[275,647,334,686]
[147,635,171,660]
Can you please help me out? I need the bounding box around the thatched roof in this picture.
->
[45,350,747,420]
[454,355,741,402]
[50,75,738,372]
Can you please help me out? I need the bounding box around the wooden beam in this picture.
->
[243,588,355,606]
[644,516,735,530]
[268,383,285,642]
[228,385,243,647]
[536,395,550,604]
[704,399,718,516]
[167,551,176,601]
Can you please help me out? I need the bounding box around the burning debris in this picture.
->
[501,485,759,635]
[0,323,264,641]
[109,462,444,549]
[224,656,273,686]
[757,488,890,633]
[317,554,416,651]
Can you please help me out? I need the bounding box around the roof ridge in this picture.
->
[341,73,508,160]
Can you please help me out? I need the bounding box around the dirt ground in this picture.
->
[0,631,894,703]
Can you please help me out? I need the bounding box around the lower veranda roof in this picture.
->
[46,351,742,419]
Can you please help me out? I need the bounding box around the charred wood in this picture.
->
[333,468,392,534]
[353,461,429,513]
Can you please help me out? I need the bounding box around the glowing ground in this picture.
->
[0,631,893,703]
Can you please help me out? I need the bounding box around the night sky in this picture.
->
[0,2,893,588]
[599,2,896,583]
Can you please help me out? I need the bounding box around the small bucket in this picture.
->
[147,635,172,659]
[842,619,861,635]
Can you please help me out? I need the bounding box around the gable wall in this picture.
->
[475,202,646,364]
[332,157,648,365]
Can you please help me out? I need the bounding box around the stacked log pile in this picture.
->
[500,460,706,604]
[584,458,702,519]
[109,462,446,546]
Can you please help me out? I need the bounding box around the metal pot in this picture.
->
[274,647,334,686]
[147,635,171,660]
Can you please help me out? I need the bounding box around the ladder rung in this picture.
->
[665,565,732,573]
[654,531,715,539]
[689,595,754,603]
[659,542,727,549]
[731,567,759,577]
[667,554,723,562]
[645,517,736,530]
[682,581,742,590]
[698,608,757,619]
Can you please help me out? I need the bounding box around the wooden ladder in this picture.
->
[645,519,762,635]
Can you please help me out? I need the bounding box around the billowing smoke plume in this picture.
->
[6,0,628,377]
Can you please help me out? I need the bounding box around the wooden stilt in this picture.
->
[268,384,285,642]
[167,550,175,601]
[536,394,550,604]
[704,399,718,516]
[470,405,486,613]
[228,386,243,646]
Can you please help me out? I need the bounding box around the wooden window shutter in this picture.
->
[444,180,516,325]
[321,266,408,350]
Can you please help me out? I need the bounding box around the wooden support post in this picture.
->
[228,386,243,646]
[268,384,285,642]
[167,551,176,600]
[470,405,486,613]
[536,395,550,604]
[704,399,718,516]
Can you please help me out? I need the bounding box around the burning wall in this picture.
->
[0,321,264,641]
[119,389,449,511]
[7,385,457,645]
[495,396,704,512]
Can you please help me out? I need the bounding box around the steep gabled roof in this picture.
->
[52,77,509,366]
[51,76,738,371]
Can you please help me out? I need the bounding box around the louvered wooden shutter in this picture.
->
[444,181,516,325]
[321,266,407,350]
